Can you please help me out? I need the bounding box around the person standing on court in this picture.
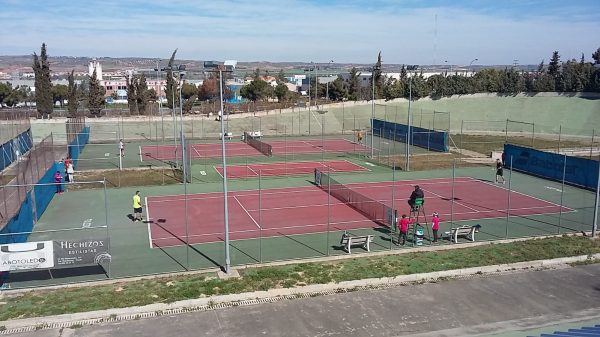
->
[66,161,75,183]
[119,139,125,157]
[356,130,363,145]
[132,190,143,222]
[398,214,413,245]
[431,212,440,243]
[54,170,63,194]
[408,185,424,211]
[495,159,505,184]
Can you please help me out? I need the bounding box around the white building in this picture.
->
[88,59,103,80]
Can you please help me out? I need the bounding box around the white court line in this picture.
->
[138,145,143,162]
[233,195,261,229]
[246,165,259,177]
[421,187,481,213]
[213,165,224,178]
[477,179,575,211]
[145,197,153,248]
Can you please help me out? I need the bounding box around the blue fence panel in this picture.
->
[34,162,63,217]
[0,129,32,171]
[0,192,34,244]
[372,118,448,152]
[68,126,90,169]
[504,144,599,190]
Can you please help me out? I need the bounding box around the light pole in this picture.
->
[370,63,381,158]
[154,60,164,142]
[204,61,235,274]
[304,64,313,134]
[469,58,478,76]
[406,77,412,171]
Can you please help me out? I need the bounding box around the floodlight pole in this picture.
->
[218,66,231,274]
[593,153,600,237]
[371,70,375,158]
[406,77,412,171]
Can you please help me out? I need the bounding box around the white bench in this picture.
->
[444,225,477,243]
[340,232,374,254]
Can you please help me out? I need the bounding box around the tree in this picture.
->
[371,51,384,99]
[277,69,286,83]
[32,43,53,118]
[67,70,79,116]
[165,49,179,109]
[240,78,273,102]
[548,51,564,90]
[181,82,197,99]
[592,47,600,64]
[135,74,150,114]
[182,95,197,114]
[0,82,11,106]
[198,75,219,101]
[126,75,137,114]
[347,67,360,101]
[328,77,348,101]
[51,84,68,108]
[88,68,105,117]
[274,82,289,102]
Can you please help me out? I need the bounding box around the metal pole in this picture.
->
[308,66,311,135]
[591,129,595,160]
[406,78,412,171]
[326,165,331,256]
[259,169,262,262]
[219,69,231,274]
[451,160,455,226]
[558,153,567,234]
[558,125,562,153]
[390,165,395,250]
[506,156,513,239]
[592,153,600,237]
[370,70,375,158]
[103,178,111,277]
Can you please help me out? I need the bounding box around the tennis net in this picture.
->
[314,169,396,226]
[244,132,272,156]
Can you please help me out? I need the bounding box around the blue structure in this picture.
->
[504,144,598,190]
[372,118,449,152]
[1,129,33,171]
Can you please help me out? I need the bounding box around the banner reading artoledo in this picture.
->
[0,241,54,271]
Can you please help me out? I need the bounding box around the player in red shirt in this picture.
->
[432,212,440,243]
[397,214,414,245]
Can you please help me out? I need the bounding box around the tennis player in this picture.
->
[133,190,143,222]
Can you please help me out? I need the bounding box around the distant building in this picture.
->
[88,59,103,80]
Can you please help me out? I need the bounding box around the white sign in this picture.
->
[0,241,55,271]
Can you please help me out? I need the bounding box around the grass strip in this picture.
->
[0,236,598,321]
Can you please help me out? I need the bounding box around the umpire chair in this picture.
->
[410,198,431,245]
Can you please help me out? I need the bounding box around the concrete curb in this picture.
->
[1,253,598,333]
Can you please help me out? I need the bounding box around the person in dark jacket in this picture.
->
[408,185,424,211]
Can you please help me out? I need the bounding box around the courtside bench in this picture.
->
[444,225,478,243]
[340,232,374,254]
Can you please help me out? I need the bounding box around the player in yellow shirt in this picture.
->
[133,190,143,222]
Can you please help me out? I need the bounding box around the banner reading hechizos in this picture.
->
[53,239,111,267]
[0,241,55,271]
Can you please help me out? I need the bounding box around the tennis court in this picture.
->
[139,138,369,161]
[214,160,367,179]
[146,176,572,248]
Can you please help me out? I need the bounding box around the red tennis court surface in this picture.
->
[146,177,572,248]
[215,160,367,179]
[140,138,368,161]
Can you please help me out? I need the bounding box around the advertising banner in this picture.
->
[53,239,111,267]
[0,241,54,271]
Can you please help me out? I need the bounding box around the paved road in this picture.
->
[10,264,600,337]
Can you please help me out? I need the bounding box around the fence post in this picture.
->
[506,156,513,239]
[558,153,567,234]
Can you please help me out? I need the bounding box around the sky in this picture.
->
[0,0,598,65]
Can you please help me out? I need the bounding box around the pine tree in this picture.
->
[32,43,53,118]
[126,75,137,114]
[348,67,360,101]
[136,74,150,114]
[372,51,384,99]
[88,68,105,116]
[67,70,79,116]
